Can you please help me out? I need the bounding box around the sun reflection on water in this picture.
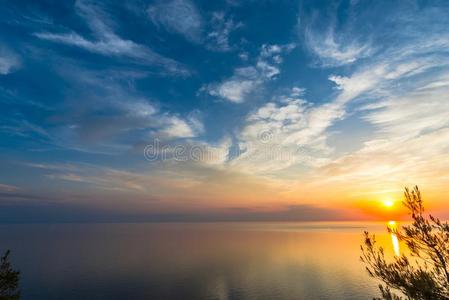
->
[388,221,400,256]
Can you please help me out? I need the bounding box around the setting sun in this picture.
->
[383,199,395,208]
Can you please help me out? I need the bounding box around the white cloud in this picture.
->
[228,63,388,173]
[238,52,249,61]
[122,100,158,118]
[208,80,256,103]
[36,66,204,150]
[177,137,232,166]
[206,12,242,52]
[148,3,241,51]
[35,31,146,58]
[330,56,445,104]
[0,47,20,75]
[312,126,449,198]
[290,87,305,97]
[328,64,386,103]
[203,43,295,103]
[230,88,336,174]
[260,43,295,60]
[305,28,372,67]
[148,0,202,43]
[361,74,449,139]
[161,115,203,138]
[301,8,373,68]
[256,61,280,78]
[230,23,449,177]
[35,0,187,75]
[162,118,195,138]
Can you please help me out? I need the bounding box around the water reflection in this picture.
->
[0,222,388,300]
[388,221,400,256]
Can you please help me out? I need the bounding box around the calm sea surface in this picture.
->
[0,222,398,300]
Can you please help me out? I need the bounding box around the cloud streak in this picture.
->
[35,0,188,75]
[58,69,203,146]
[0,46,20,75]
[148,0,202,43]
[205,12,242,52]
[230,1,449,185]
[204,44,295,103]
[148,1,242,52]
[304,25,372,67]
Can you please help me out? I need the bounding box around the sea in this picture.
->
[0,222,398,300]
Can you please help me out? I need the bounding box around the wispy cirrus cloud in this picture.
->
[325,69,449,191]
[2,64,204,154]
[230,2,449,181]
[148,1,242,52]
[205,12,243,52]
[300,4,373,68]
[0,46,20,75]
[148,0,203,43]
[54,67,203,147]
[304,25,372,67]
[203,43,295,103]
[25,158,288,211]
[231,57,449,176]
[35,0,188,75]
[160,114,204,139]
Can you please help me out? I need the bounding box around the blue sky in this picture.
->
[2,0,449,222]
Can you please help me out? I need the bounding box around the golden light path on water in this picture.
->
[388,221,400,256]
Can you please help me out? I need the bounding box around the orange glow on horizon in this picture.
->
[351,192,410,221]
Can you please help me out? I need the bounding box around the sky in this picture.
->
[1,0,449,222]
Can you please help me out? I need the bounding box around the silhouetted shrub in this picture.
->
[361,186,449,300]
[0,250,20,300]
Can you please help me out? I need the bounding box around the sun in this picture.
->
[382,196,395,208]
[383,200,394,207]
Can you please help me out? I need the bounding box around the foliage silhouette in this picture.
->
[0,250,20,300]
[361,186,449,300]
